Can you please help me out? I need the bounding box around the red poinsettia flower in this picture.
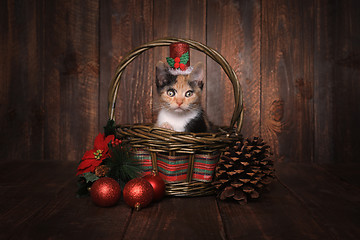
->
[76,133,115,176]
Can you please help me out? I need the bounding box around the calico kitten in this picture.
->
[155,61,211,133]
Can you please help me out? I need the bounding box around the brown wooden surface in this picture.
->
[313,0,335,164]
[261,0,315,162]
[100,0,154,127]
[207,0,261,137]
[276,163,360,239]
[1,161,359,239]
[314,0,360,164]
[321,164,360,189]
[330,0,360,163]
[1,1,360,238]
[42,0,100,162]
[1,0,360,171]
[0,0,44,163]
[0,0,100,163]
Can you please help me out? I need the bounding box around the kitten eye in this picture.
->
[167,89,176,97]
[185,90,193,97]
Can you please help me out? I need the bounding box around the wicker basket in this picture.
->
[108,38,243,197]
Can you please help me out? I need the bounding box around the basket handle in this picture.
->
[108,38,244,132]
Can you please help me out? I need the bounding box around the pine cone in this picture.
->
[95,165,110,177]
[212,137,275,204]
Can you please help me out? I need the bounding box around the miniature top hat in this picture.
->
[166,42,192,75]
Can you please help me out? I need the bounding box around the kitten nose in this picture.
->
[176,99,183,106]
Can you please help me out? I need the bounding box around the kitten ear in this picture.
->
[156,61,169,89]
[189,62,204,90]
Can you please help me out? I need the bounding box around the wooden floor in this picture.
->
[1,161,359,240]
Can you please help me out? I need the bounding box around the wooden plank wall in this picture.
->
[1,0,359,164]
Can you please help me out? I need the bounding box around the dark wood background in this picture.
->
[1,0,359,164]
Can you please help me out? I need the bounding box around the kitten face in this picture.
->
[156,62,204,113]
[159,75,201,112]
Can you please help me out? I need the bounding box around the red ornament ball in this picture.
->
[174,62,180,69]
[143,172,166,201]
[90,177,121,207]
[174,57,181,63]
[123,178,154,210]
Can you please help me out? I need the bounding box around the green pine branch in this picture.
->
[104,143,143,189]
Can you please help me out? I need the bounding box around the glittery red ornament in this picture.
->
[143,171,166,201]
[90,177,121,207]
[123,178,154,211]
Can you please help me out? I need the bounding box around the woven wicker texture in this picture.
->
[108,38,244,196]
